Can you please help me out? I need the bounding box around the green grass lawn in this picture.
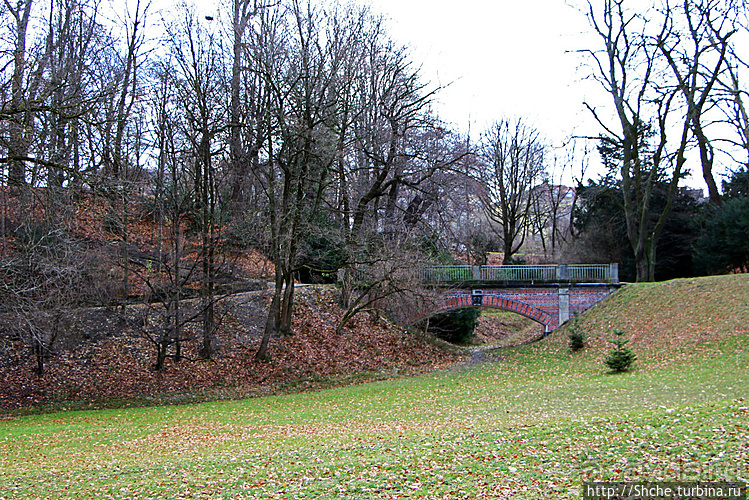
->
[1,276,749,499]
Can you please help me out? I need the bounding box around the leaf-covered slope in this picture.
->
[549,274,749,362]
[0,286,460,412]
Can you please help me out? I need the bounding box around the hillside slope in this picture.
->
[0,286,460,412]
[2,274,747,412]
[545,274,749,367]
[2,277,748,499]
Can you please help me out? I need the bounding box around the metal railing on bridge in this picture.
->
[568,264,615,282]
[420,264,618,284]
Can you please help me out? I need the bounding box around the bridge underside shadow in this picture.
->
[405,286,615,333]
[435,295,553,330]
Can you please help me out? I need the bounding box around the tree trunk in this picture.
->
[503,238,514,264]
[155,337,168,371]
[200,191,215,360]
[33,336,45,375]
[696,135,721,205]
[341,266,352,309]
[279,271,295,335]
[256,280,282,361]
[229,0,246,206]
[8,0,34,186]
[646,239,656,282]
[122,190,130,305]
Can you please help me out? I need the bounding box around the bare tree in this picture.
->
[0,226,109,374]
[166,5,228,359]
[714,4,749,171]
[134,59,193,370]
[228,0,273,208]
[528,143,579,260]
[337,15,465,308]
[3,0,34,187]
[655,0,740,205]
[94,0,151,303]
[723,56,749,166]
[582,0,691,281]
[335,242,437,335]
[252,1,342,359]
[477,117,546,262]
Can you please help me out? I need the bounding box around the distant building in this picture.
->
[683,188,706,203]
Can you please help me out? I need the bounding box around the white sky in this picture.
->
[183,0,742,188]
[369,0,599,144]
[184,0,599,144]
[371,0,749,191]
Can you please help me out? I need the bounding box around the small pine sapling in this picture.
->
[604,329,636,373]
[567,319,585,352]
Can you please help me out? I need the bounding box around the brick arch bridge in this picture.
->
[405,286,615,333]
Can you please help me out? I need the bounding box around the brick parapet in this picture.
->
[406,285,614,332]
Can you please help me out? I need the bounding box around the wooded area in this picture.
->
[1,0,749,382]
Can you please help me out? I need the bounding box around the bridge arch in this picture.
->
[407,293,556,332]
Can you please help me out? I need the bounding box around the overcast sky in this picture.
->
[180,0,736,189]
[369,0,598,144]
[371,0,749,190]
[181,0,598,143]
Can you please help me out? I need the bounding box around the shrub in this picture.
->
[693,197,749,274]
[604,329,636,373]
[426,308,481,345]
[225,213,262,249]
[504,255,527,266]
[567,320,585,352]
[102,211,124,237]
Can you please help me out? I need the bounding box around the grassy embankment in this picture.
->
[1,275,748,499]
